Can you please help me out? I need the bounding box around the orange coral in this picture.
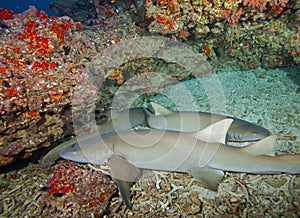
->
[157,14,174,29]
[269,0,289,15]
[202,44,211,56]
[243,0,268,11]
[227,8,243,27]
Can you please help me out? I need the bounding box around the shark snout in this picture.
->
[60,143,90,163]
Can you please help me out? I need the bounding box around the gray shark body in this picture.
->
[147,102,270,142]
[60,119,300,208]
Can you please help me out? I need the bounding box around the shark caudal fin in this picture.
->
[109,154,141,209]
[242,135,276,156]
[194,119,234,144]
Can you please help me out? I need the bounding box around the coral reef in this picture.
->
[0,6,86,165]
[0,4,138,165]
[47,0,300,69]
[0,8,15,20]
[143,0,300,68]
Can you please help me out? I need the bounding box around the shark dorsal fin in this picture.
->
[150,102,173,116]
[109,154,141,209]
[194,119,233,144]
[242,135,276,156]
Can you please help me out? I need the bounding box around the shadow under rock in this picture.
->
[286,66,300,87]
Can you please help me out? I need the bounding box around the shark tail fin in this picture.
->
[242,135,276,156]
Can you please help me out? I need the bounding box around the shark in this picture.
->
[42,104,269,165]
[59,119,300,208]
[146,102,270,142]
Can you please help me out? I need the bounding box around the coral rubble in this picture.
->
[42,161,117,217]
[0,161,117,217]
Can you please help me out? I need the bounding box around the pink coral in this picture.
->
[243,0,289,12]
[227,8,243,27]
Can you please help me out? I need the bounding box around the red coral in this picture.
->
[0,8,14,19]
[6,87,19,98]
[47,162,76,194]
[44,161,117,215]
[157,0,179,14]
[75,22,83,30]
[0,66,6,73]
[37,11,49,22]
[49,18,72,43]
[243,0,288,13]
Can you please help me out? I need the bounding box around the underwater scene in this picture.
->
[0,0,299,217]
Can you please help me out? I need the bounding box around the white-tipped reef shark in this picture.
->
[147,102,270,142]
[41,104,269,165]
[59,119,300,208]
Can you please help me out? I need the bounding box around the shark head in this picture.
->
[227,118,271,142]
[60,134,113,165]
[60,142,90,163]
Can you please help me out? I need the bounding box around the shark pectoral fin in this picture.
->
[194,119,234,144]
[189,168,224,191]
[150,102,173,116]
[109,154,141,209]
[113,179,134,209]
[242,135,276,156]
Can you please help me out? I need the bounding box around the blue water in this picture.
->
[0,0,57,16]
